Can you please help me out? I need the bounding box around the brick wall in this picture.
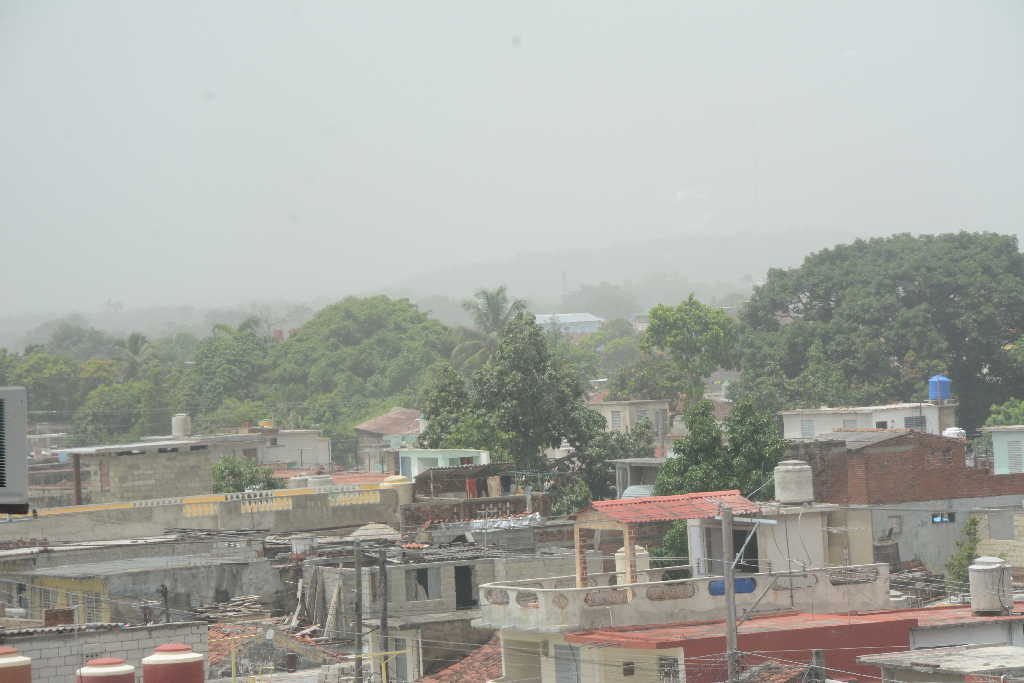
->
[3,621,207,683]
[789,433,1024,504]
[401,494,551,528]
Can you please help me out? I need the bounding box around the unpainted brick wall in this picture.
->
[789,433,1024,504]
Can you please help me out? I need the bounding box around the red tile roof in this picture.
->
[354,407,422,436]
[565,602,1024,649]
[585,490,758,524]
[420,635,502,683]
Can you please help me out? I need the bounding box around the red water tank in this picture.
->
[142,643,204,683]
[75,657,135,683]
[0,645,32,683]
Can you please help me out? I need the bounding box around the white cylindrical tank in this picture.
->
[171,413,192,439]
[286,476,309,489]
[379,474,414,505]
[774,460,815,504]
[615,545,651,583]
[969,556,1012,615]
[942,427,967,440]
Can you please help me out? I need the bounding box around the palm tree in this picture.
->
[119,332,151,380]
[451,286,528,370]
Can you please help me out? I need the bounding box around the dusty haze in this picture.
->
[1,0,1022,316]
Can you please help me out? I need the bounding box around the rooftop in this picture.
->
[14,553,256,578]
[354,407,422,435]
[983,424,1024,432]
[59,432,263,456]
[814,429,911,449]
[858,645,1024,675]
[565,602,1024,649]
[583,489,758,525]
[608,457,666,466]
[420,634,502,683]
[534,313,605,325]
[780,401,954,415]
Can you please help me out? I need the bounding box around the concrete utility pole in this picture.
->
[354,542,363,683]
[721,506,739,681]
[378,548,390,683]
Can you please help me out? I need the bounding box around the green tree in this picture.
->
[655,398,783,497]
[735,233,1024,429]
[556,415,655,500]
[12,350,79,414]
[451,286,528,370]
[195,398,270,433]
[118,332,151,380]
[945,516,980,588]
[985,398,1024,426]
[190,319,271,414]
[43,320,122,361]
[71,382,146,445]
[212,455,282,493]
[608,353,691,405]
[550,478,592,516]
[644,295,738,395]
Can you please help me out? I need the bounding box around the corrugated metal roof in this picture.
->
[354,407,422,435]
[621,485,656,498]
[534,313,605,325]
[587,490,757,524]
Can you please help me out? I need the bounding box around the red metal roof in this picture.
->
[354,407,422,436]
[586,490,758,524]
[565,602,1024,649]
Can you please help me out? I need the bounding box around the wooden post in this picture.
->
[72,453,82,505]
[574,526,587,588]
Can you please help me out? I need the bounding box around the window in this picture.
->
[800,419,815,438]
[189,444,208,451]
[842,418,858,429]
[419,457,438,470]
[1008,441,1024,474]
[904,415,926,431]
[657,656,681,683]
[610,411,623,430]
[405,567,441,601]
[932,512,956,523]
[875,421,888,429]
[400,457,411,478]
[622,661,636,677]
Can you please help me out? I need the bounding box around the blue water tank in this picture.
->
[929,374,952,401]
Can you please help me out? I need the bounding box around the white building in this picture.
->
[397,448,490,479]
[533,313,605,335]
[260,429,332,467]
[780,401,957,440]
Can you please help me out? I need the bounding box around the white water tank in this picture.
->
[615,545,651,583]
[171,413,192,439]
[969,556,1012,615]
[942,427,967,440]
[774,460,815,504]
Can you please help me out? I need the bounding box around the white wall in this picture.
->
[262,430,332,466]
[782,404,947,439]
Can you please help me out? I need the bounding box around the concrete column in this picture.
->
[688,520,706,576]
[623,526,636,585]
[574,526,588,588]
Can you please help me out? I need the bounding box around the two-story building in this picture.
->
[354,408,423,472]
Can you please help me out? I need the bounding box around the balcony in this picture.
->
[476,563,891,633]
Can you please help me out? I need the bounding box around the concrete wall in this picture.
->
[2,621,207,683]
[781,404,954,439]
[262,430,332,467]
[910,620,1022,649]
[0,488,399,543]
[870,494,1024,573]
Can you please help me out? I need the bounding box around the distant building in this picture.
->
[629,314,649,333]
[982,425,1024,474]
[609,457,663,498]
[591,398,672,455]
[354,407,423,472]
[533,313,604,335]
[781,401,958,439]
[256,428,332,468]
[397,448,490,479]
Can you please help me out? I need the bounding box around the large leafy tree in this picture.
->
[734,232,1024,430]
[451,286,528,370]
[556,414,655,502]
[71,381,146,445]
[190,319,271,414]
[985,398,1024,427]
[12,350,79,414]
[212,455,281,493]
[655,398,783,497]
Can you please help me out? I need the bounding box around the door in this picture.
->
[554,644,580,683]
[455,565,476,609]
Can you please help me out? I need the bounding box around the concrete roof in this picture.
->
[15,554,255,578]
[858,645,1024,674]
[565,603,1024,649]
[781,402,953,415]
[60,433,263,455]
[982,425,1024,432]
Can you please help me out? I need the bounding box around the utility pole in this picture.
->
[353,542,363,683]
[721,506,739,682]
[378,548,390,683]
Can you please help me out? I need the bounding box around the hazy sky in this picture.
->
[2,1,1021,315]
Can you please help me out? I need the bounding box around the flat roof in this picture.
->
[814,430,910,449]
[60,433,263,455]
[780,402,954,415]
[14,554,256,578]
[982,425,1024,432]
[565,602,1024,649]
[608,458,666,466]
[858,645,1024,674]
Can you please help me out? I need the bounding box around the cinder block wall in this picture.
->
[3,621,208,683]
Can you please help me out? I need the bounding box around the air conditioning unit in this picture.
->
[0,387,29,514]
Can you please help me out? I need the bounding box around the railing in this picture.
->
[476,563,891,633]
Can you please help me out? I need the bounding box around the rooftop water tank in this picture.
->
[774,460,814,504]
[942,427,967,440]
[615,545,651,583]
[76,657,135,683]
[0,646,31,683]
[928,374,952,401]
[969,556,1012,615]
[142,643,205,683]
